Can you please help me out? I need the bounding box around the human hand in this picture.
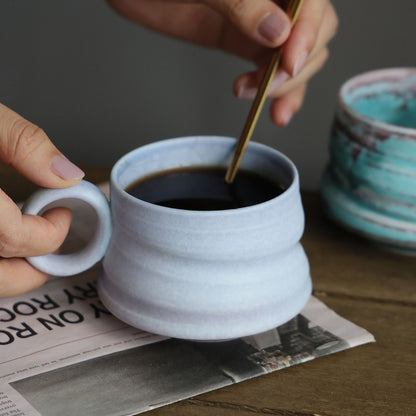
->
[108,0,338,126]
[0,103,85,297]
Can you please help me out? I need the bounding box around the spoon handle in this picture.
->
[225,0,305,184]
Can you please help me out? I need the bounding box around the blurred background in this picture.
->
[0,0,415,190]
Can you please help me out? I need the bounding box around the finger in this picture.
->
[269,83,307,127]
[108,0,291,48]
[0,188,72,258]
[0,258,49,298]
[280,0,338,76]
[234,68,290,100]
[271,46,329,97]
[199,0,291,47]
[234,47,329,99]
[0,103,84,188]
[107,0,217,46]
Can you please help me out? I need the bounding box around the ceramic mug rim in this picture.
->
[338,67,416,136]
[110,135,299,216]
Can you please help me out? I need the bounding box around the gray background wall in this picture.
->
[1,0,415,190]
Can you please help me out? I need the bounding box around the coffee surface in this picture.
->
[126,167,285,210]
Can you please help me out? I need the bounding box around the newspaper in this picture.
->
[0,186,375,416]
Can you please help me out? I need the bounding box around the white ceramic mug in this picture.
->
[23,136,311,340]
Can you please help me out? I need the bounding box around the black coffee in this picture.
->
[126,167,285,211]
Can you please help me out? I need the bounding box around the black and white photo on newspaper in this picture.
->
[0,270,374,416]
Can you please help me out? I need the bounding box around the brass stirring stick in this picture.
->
[225,0,305,184]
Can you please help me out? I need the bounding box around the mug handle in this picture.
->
[22,180,112,276]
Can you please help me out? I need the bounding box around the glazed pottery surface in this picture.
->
[23,136,311,340]
[321,68,416,253]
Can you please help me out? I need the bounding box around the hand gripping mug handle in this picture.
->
[22,180,112,276]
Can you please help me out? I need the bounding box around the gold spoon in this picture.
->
[225,0,305,184]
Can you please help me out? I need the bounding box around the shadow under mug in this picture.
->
[23,136,311,340]
[321,68,416,254]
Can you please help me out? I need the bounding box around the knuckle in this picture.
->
[326,2,339,38]
[7,118,48,165]
[295,88,307,111]
[321,46,330,63]
[316,47,329,72]
[310,48,329,75]
[0,229,25,258]
[291,86,306,111]
[224,0,246,20]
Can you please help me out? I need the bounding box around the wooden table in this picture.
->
[2,165,415,416]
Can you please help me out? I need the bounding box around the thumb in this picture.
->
[201,0,291,47]
[0,103,84,188]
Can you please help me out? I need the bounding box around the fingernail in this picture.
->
[268,71,290,95]
[292,51,308,77]
[237,85,257,100]
[280,111,294,126]
[50,155,85,180]
[237,71,289,99]
[257,13,289,43]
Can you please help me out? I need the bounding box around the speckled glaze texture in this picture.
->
[22,136,311,340]
[99,136,311,340]
[321,68,416,253]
